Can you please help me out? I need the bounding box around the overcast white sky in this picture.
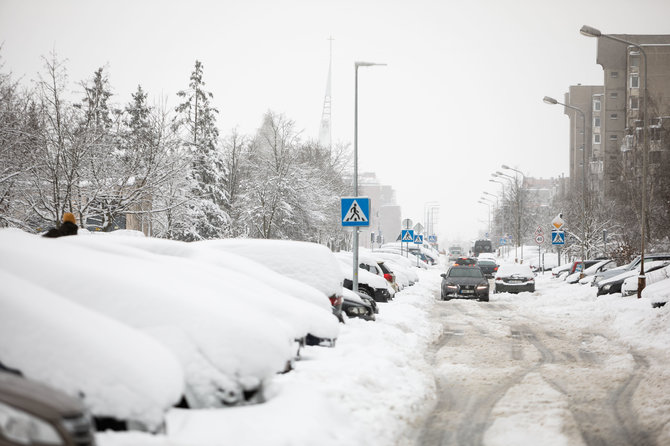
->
[2,0,669,242]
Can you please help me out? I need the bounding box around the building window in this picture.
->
[630,96,639,109]
[593,98,601,111]
[594,134,601,144]
[610,113,618,120]
[611,71,619,78]
[630,74,640,89]
[630,56,640,67]
[594,117,601,127]
[609,134,618,141]
[610,92,618,99]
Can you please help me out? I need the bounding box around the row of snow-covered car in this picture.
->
[551,253,670,306]
[0,229,421,444]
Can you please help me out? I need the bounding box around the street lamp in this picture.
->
[502,165,526,181]
[580,25,648,297]
[353,61,386,292]
[544,95,587,276]
[478,200,492,235]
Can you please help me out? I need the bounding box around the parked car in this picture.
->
[597,260,670,296]
[476,258,498,278]
[551,263,573,279]
[353,252,400,292]
[341,288,376,321]
[565,259,617,284]
[641,275,670,307]
[622,264,670,297]
[494,264,536,294]
[0,266,184,432]
[366,250,419,286]
[201,238,345,321]
[336,256,395,303]
[0,369,97,446]
[440,266,489,302]
[592,253,670,287]
[453,257,478,267]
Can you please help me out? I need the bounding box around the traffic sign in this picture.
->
[341,197,370,227]
[535,225,543,235]
[413,223,424,234]
[500,237,507,245]
[401,229,414,242]
[551,230,565,245]
[428,235,437,243]
[535,234,544,245]
[402,218,413,229]
[551,214,565,230]
[414,234,424,245]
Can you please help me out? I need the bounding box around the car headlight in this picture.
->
[602,284,612,292]
[476,283,489,289]
[0,401,64,445]
[445,283,457,289]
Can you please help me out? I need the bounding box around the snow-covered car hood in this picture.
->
[0,268,184,430]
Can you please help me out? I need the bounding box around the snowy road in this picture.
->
[415,276,670,446]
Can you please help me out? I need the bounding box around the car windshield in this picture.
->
[449,268,483,278]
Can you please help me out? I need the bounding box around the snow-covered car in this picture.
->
[641,275,670,307]
[340,288,376,321]
[200,239,344,322]
[494,264,535,294]
[0,230,295,409]
[592,253,670,287]
[336,256,394,303]
[338,251,400,292]
[551,263,572,279]
[366,250,420,285]
[0,266,184,431]
[565,259,617,284]
[96,234,340,348]
[622,264,670,297]
[596,260,670,296]
[0,369,97,446]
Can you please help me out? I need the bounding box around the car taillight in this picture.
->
[384,273,393,282]
[495,277,502,281]
[494,266,498,271]
[329,296,343,306]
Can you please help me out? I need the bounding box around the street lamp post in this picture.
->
[544,95,587,276]
[490,179,507,255]
[580,25,648,297]
[353,61,385,292]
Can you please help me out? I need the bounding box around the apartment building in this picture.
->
[592,34,670,200]
[562,85,604,195]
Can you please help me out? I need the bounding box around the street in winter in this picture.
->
[2,1,670,445]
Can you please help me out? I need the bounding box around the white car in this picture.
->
[622,263,670,297]
[641,275,670,307]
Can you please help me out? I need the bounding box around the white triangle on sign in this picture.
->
[343,200,368,223]
[402,232,413,241]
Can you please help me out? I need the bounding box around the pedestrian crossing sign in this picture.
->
[414,234,424,245]
[341,197,370,227]
[551,230,565,245]
[401,229,414,242]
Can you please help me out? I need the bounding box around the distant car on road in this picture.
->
[448,246,464,261]
[440,266,489,302]
[453,257,478,267]
[494,264,535,294]
[476,258,498,278]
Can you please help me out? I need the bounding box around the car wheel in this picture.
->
[479,294,489,302]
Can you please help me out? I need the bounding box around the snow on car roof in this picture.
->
[0,268,184,429]
[202,239,344,298]
[496,264,534,275]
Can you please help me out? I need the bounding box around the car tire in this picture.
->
[479,294,489,302]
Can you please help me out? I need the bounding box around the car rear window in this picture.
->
[448,268,484,278]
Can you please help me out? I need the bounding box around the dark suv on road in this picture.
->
[440,266,490,301]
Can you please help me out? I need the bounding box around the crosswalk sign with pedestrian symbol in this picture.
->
[551,230,565,245]
[401,229,414,242]
[414,234,424,245]
[341,197,370,227]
